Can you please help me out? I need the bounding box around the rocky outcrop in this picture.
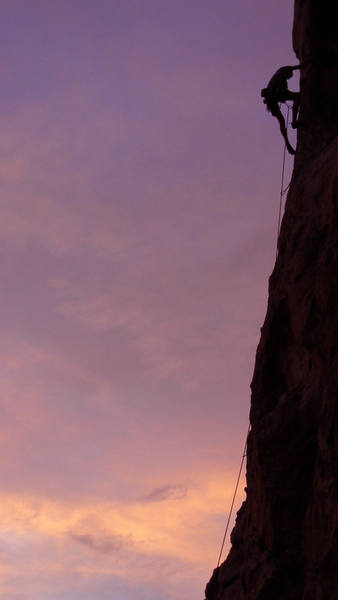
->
[205,1,338,598]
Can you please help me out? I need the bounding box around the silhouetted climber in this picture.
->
[261,65,302,155]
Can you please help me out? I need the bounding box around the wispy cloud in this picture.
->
[140,484,188,503]
[69,531,126,555]
[0,471,244,568]
[0,595,31,600]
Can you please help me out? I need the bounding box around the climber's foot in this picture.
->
[287,143,296,155]
[291,120,306,129]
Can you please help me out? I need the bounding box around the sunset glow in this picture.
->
[0,1,296,598]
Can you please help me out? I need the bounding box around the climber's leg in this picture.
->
[272,105,295,155]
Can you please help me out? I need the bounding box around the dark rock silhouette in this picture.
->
[205,1,338,598]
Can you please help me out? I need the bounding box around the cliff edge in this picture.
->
[205,1,338,598]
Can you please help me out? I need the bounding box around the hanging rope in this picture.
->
[216,424,251,567]
[276,103,291,256]
[215,103,296,570]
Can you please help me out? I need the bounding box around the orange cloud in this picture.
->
[0,468,245,587]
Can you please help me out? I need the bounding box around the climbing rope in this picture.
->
[276,103,291,255]
[216,424,251,567]
[215,104,295,569]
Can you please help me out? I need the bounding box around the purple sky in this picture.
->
[0,1,297,598]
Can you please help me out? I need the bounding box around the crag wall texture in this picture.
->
[205,1,338,599]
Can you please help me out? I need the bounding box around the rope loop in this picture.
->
[276,103,291,256]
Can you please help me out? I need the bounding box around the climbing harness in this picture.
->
[276,103,292,254]
[216,424,251,567]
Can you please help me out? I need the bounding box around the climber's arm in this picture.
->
[291,60,312,71]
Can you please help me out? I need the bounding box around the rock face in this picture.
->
[205,2,338,599]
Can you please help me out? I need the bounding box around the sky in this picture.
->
[0,1,298,598]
